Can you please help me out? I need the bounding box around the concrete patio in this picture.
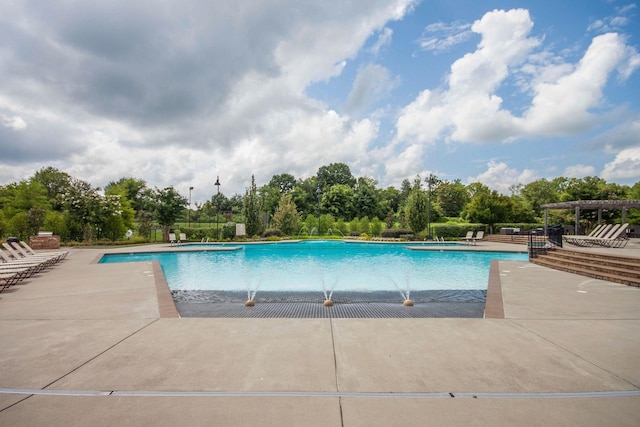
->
[1,240,639,426]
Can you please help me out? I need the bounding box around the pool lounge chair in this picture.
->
[179,233,187,245]
[471,230,484,245]
[169,233,177,246]
[461,231,474,245]
[18,241,68,260]
[563,223,629,248]
[2,243,60,267]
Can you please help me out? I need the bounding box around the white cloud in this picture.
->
[344,64,400,117]
[418,21,473,54]
[2,115,27,130]
[563,164,596,178]
[391,8,640,188]
[601,147,640,180]
[370,27,394,56]
[467,160,537,194]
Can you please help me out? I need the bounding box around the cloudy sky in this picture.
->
[1,0,639,202]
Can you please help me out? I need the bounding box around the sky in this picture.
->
[1,0,639,203]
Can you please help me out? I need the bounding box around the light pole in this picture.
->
[316,184,322,236]
[426,174,436,240]
[214,176,221,240]
[188,186,193,228]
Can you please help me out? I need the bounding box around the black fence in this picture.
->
[528,225,563,259]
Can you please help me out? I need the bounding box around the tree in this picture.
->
[463,183,512,232]
[317,163,356,190]
[268,173,297,194]
[153,187,187,242]
[405,178,429,235]
[353,177,380,219]
[32,167,72,211]
[437,179,470,218]
[105,177,147,212]
[321,184,354,220]
[243,175,263,237]
[291,176,318,217]
[520,178,561,217]
[271,193,300,235]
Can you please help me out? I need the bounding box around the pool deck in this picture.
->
[1,240,639,426]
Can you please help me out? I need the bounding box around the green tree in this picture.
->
[437,179,470,218]
[153,187,187,242]
[405,178,429,235]
[32,167,72,211]
[463,183,512,232]
[353,177,380,219]
[291,176,318,217]
[321,184,354,219]
[520,178,561,217]
[271,193,300,235]
[268,173,297,194]
[317,163,356,190]
[243,175,263,237]
[105,177,147,212]
[370,216,382,237]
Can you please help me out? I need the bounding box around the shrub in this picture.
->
[264,228,282,237]
[381,228,413,238]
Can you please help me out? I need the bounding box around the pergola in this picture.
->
[540,200,640,235]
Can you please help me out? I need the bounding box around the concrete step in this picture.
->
[531,249,640,287]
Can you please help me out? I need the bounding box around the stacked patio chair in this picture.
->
[0,240,68,293]
[562,223,630,248]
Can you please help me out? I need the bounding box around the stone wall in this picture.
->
[29,235,61,250]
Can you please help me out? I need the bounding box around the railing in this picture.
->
[528,233,549,259]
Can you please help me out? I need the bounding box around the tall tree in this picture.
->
[268,173,297,194]
[271,193,300,235]
[405,177,429,235]
[105,177,147,212]
[317,163,356,190]
[353,177,380,219]
[437,179,470,218]
[243,175,263,236]
[463,183,512,232]
[32,167,72,211]
[153,187,187,242]
[321,184,354,220]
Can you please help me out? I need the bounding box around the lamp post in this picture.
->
[214,176,221,240]
[188,186,193,228]
[316,184,322,236]
[426,174,436,240]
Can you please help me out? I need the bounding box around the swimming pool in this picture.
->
[100,240,527,292]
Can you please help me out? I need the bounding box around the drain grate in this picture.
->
[175,301,485,318]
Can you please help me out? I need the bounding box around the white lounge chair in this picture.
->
[471,230,484,245]
[179,233,187,245]
[169,233,177,246]
[461,231,474,245]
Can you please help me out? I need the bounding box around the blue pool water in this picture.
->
[100,241,527,292]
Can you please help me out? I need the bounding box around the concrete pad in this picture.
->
[514,319,640,387]
[500,261,640,320]
[0,394,28,411]
[0,319,154,388]
[0,395,342,427]
[341,396,640,427]
[332,318,632,393]
[50,319,338,392]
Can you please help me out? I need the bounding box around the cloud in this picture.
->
[370,27,394,56]
[467,160,537,195]
[588,3,637,33]
[418,21,473,54]
[0,0,418,198]
[344,64,400,117]
[601,147,640,180]
[390,8,640,187]
[563,164,596,178]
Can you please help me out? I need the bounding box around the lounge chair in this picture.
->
[169,233,177,246]
[18,241,68,260]
[563,223,629,248]
[2,243,59,267]
[461,231,474,245]
[471,230,484,245]
[179,233,187,245]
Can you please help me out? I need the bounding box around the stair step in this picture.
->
[535,254,640,278]
[531,258,640,287]
[540,252,640,272]
[531,250,640,287]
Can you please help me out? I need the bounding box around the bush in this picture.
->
[381,228,413,238]
[264,228,282,237]
[265,235,281,241]
[431,224,485,239]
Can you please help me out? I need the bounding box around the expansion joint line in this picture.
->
[329,317,344,427]
[508,319,640,389]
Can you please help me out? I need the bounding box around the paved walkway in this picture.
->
[1,240,639,426]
